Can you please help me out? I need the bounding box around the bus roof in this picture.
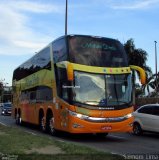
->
[52,34,119,43]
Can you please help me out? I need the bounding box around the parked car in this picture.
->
[133,104,159,135]
[1,102,12,115]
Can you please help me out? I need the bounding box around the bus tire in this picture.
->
[48,115,57,136]
[39,115,46,132]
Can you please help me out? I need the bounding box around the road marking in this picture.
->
[0,122,8,127]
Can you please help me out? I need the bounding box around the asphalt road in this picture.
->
[0,110,159,156]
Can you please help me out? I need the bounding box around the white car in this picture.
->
[133,104,159,135]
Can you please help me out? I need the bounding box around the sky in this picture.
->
[0,0,159,86]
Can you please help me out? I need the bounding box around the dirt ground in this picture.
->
[25,145,65,154]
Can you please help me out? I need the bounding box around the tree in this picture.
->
[124,39,152,98]
[135,83,144,98]
[142,73,159,96]
[124,39,152,78]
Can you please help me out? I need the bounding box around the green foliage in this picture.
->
[135,84,144,98]
[124,39,152,78]
[142,73,159,96]
[124,38,152,97]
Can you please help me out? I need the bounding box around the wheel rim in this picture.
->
[133,124,140,135]
[40,117,46,131]
[49,117,55,134]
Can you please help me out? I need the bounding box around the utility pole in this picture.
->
[154,41,158,95]
[65,0,68,35]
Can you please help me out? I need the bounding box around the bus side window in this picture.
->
[30,91,36,103]
[36,86,53,103]
[43,87,53,102]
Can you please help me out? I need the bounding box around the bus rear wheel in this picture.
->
[49,116,57,136]
[39,116,46,132]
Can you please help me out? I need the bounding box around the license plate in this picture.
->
[101,126,112,130]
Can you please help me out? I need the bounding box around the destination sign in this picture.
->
[81,43,117,51]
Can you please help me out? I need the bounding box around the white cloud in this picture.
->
[0,0,62,56]
[13,40,45,50]
[10,1,63,13]
[111,0,159,10]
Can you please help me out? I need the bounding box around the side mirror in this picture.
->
[130,65,146,85]
[67,63,74,81]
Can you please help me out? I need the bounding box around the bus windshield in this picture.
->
[68,35,128,67]
[73,71,132,107]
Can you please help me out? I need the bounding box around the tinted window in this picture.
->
[153,106,159,116]
[30,47,51,70]
[36,86,53,102]
[30,91,36,102]
[20,86,53,103]
[68,36,128,67]
[138,106,153,115]
[13,47,51,81]
[52,38,67,63]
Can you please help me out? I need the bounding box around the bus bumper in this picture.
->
[67,115,133,134]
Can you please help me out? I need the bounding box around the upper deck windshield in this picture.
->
[73,71,132,108]
[68,36,128,67]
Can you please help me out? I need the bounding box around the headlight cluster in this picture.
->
[68,110,88,119]
[124,113,132,119]
[68,110,133,123]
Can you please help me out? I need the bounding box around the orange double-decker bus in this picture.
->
[12,35,146,136]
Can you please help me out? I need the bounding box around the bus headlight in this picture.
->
[68,110,88,119]
[124,113,133,119]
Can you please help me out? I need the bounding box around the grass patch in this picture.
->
[0,124,124,160]
[0,125,54,154]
